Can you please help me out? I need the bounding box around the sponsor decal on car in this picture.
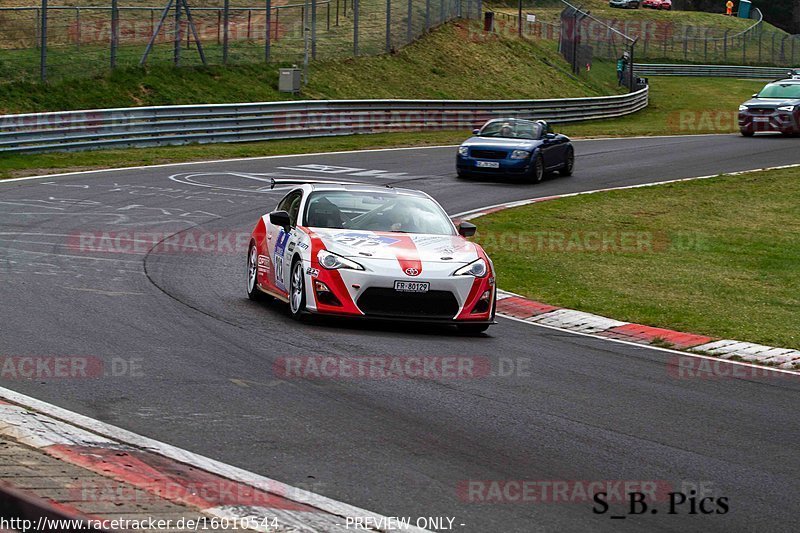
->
[273,230,290,292]
[306,267,320,277]
[257,254,271,274]
[328,232,401,248]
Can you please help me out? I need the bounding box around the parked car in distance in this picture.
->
[642,0,671,9]
[609,0,640,9]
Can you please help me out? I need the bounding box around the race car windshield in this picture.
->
[304,191,456,235]
[757,83,800,99]
[478,120,542,139]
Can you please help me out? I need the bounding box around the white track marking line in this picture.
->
[0,134,742,186]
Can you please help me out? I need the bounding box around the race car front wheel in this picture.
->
[247,242,266,301]
[289,258,307,320]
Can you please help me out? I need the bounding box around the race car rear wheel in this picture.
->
[531,154,545,183]
[247,242,268,302]
[740,129,755,137]
[289,258,307,320]
[559,147,575,177]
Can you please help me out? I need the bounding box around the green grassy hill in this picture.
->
[0,22,621,114]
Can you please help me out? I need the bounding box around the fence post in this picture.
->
[742,30,747,64]
[723,29,728,62]
[440,0,444,25]
[173,0,182,66]
[385,0,391,53]
[265,0,271,61]
[311,0,317,59]
[771,32,776,65]
[353,0,359,55]
[76,8,81,50]
[336,0,339,26]
[407,0,413,43]
[111,0,119,69]
[425,0,430,31]
[682,26,688,61]
[39,0,47,81]
[327,2,330,31]
[222,0,229,64]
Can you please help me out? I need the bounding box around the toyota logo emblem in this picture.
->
[404,267,420,276]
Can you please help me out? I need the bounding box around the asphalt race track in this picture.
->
[1,134,800,532]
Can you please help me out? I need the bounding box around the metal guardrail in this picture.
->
[634,63,799,78]
[0,88,648,154]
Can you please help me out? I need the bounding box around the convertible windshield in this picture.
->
[477,119,542,139]
[757,83,800,99]
[304,191,456,235]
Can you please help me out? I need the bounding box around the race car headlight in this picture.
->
[738,105,749,112]
[777,105,796,112]
[453,258,488,278]
[458,146,469,157]
[510,150,531,160]
[317,250,364,271]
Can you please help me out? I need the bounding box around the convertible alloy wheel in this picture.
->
[532,154,545,183]
[560,147,575,177]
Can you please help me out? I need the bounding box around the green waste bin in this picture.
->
[738,0,752,19]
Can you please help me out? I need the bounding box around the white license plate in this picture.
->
[753,117,770,122]
[394,281,430,293]
[476,161,500,168]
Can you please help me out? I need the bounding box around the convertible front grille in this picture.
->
[357,288,459,319]
[470,149,508,160]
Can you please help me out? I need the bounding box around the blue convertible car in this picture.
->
[456,118,574,183]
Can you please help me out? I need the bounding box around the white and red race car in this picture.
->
[246,182,496,333]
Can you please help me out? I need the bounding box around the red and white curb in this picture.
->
[0,391,430,533]
[455,163,800,373]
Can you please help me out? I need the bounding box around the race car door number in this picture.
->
[394,281,430,293]
[476,161,500,168]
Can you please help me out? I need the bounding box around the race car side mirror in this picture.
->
[269,210,292,231]
[458,221,477,237]
[472,129,480,135]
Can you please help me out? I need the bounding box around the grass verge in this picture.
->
[472,167,800,350]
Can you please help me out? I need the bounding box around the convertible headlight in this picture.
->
[777,105,796,112]
[510,150,531,160]
[453,258,488,278]
[317,250,364,271]
[738,105,749,112]
[458,146,469,156]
